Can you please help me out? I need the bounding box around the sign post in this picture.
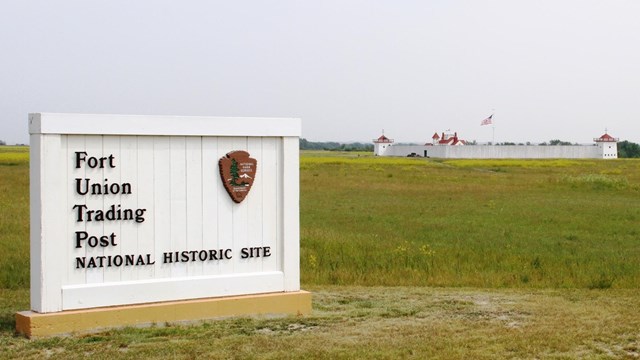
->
[17,113,310,338]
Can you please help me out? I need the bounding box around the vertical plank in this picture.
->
[281,137,300,291]
[119,136,140,281]
[67,135,87,285]
[83,135,105,284]
[29,133,43,311]
[185,137,203,276]
[260,137,279,272]
[38,134,68,312]
[231,137,250,273]
[201,137,220,275]
[245,137,264,272]
[154,136,172,279]
[275,139,284,274]
[170,137,187,277]
[102,136,122,283]
[216,137,235,274]
[136,136,156,279]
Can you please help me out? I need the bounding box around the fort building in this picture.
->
[374,131,618,159]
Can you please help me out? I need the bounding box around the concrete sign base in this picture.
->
[17,291,311,338]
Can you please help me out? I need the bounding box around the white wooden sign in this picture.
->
[29,113,301,313]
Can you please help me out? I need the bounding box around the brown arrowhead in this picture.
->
[219,151,257,203]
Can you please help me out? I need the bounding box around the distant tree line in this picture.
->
[618,140,640,158]
[0,139,5,145]
[539,139,576,146]
[300,138,373,152]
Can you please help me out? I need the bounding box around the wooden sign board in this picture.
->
[20,113,308,336]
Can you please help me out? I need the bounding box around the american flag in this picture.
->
[480,114,493,126]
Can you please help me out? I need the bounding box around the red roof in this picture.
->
[438,137,465,145]
[436,131,465,145]
[594,133,618,142]
[374,135,393,143]
[432,132,440,140]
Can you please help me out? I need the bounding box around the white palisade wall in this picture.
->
[29,113,301,313]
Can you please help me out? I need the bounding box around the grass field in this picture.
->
[300,151,640,289]
[1,147,639,358]
[0,146,29,289]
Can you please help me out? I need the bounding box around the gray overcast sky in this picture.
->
[1,1,639,145]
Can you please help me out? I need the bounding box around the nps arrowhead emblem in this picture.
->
[219,151,257,203]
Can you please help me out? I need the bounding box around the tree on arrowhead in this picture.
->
[229,158,241,186]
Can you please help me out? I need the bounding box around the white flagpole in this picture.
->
[492,126,495,145]
[491,109,495,145]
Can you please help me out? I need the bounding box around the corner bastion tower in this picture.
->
[594,132,619,159]
[373,133,394,156]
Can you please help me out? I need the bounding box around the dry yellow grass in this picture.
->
[2,287,639,359]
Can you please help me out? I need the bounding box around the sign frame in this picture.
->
[29,113,301,313]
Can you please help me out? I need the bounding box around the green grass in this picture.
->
[1,148,640,358]
[0,147,29,289]
[300,153,640,289]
